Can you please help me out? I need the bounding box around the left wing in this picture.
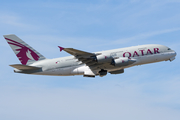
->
[58,46,95,56]
[58,46,104,69]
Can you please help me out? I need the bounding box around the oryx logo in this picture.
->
[5,38,40,65]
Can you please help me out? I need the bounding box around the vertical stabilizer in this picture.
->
[4,34,46,65]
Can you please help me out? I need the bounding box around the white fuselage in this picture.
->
[16,44,176,77]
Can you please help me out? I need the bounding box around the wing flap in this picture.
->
[10,64,41,70]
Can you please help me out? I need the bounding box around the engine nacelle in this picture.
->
[111,57,136,67]
[93,55,113,63]
[109,69,124,74]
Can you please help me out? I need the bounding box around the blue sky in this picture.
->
[0,0,180,120]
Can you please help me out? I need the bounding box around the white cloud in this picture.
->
[0,12,45,34]
[0,14,29,29]
[0,76,180,120]
[91,28,180,48]
[113,28,180,44]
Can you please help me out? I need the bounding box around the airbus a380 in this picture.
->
[4,34,176,77]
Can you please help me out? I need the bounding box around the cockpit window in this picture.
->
[168,48,171,50]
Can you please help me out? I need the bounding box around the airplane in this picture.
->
[3,34,177,77]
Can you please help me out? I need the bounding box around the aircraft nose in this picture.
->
[169,50,177,62]
[173,50,177,56]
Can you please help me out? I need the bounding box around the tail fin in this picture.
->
[3,34,46,65]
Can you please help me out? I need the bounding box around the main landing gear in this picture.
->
[99,69,107,77]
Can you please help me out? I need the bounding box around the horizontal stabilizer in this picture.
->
[10,64,41,70]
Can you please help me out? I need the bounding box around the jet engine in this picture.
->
[111,57,136,67]
[92,55,113,63]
